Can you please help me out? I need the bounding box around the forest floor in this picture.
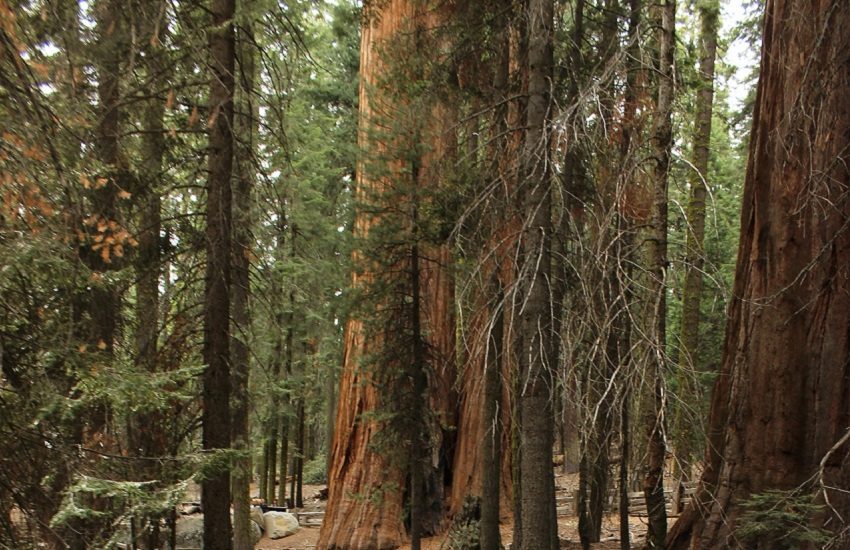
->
[254,475,651,549]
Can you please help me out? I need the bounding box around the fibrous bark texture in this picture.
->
[667,1,850,548]
[317,2,457,548]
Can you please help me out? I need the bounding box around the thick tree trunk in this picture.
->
[318,4,457,548]
[231,11,256,549]
[449,0,517,526]
[643,0,675,546]
[517,0,557,549]
[202,0,235,547]
[667,1,850,548]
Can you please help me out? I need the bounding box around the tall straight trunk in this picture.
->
[408,223,426,550]
[668,1,850,548]
[278,412,289,505]
[202,0,236,547]
[283,232,297,506]
[64,2,125,546]
[643,0,674,546]
[478,6,511,546]
[480,286,504,550]
[88,0,124,423]
[517,0,557,548]
[266,221,287,505]
[512,12,529,547]
[674,0,718,481]
[618,387,631,550]
[259,440,269,501]
[266,299,283,504]
[618,2,640,548]
[231,11,256,550]
[132,1,167,546]
[318,2,457,547]
[325,360,336,480]
[291,397,305,508]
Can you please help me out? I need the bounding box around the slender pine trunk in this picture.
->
[674,0,718,488]
[202,0,236,546]
[231,9,256,548]
[643,0,675,546]
[517,0,557,548]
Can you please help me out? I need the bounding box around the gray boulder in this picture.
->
[250,506,265,532]
[174,514,261,549]
[262,511,299,539]
[175,515,204,549]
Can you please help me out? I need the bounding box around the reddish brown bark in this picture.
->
[450,238,516,521]
[667,1,850,548]
[318,3,457,548]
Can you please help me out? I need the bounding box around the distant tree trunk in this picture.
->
[265,221,288,505]
[667,1,850,548]
[202,0,236,547]
[64,2,125,545]
[265,288,283,504]
[259,441,269,501]
[478,7,510,548]
[278,405,289,506]
[517,0,557,548]
[480,285,504,550]
[280,275,296,506]
[325,359,336,480]
[131,1,167,546]
[643,0,675,546]
[673,0,717,489]
[291,396,305,509]
[87,0,125,430]
[231,10,256,549]
[617,2,641,548]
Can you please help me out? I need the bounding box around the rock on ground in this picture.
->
[263,511,300,540]
[174,514,261,548]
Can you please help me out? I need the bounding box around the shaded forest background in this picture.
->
[0,0,848,549]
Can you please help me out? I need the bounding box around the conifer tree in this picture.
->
[202,0,236,546]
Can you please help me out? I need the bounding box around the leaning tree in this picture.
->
[667,0,850,547]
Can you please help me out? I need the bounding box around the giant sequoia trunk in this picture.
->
[317,3,457,548]
[667,0,850,548]
[449,0,516,527]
